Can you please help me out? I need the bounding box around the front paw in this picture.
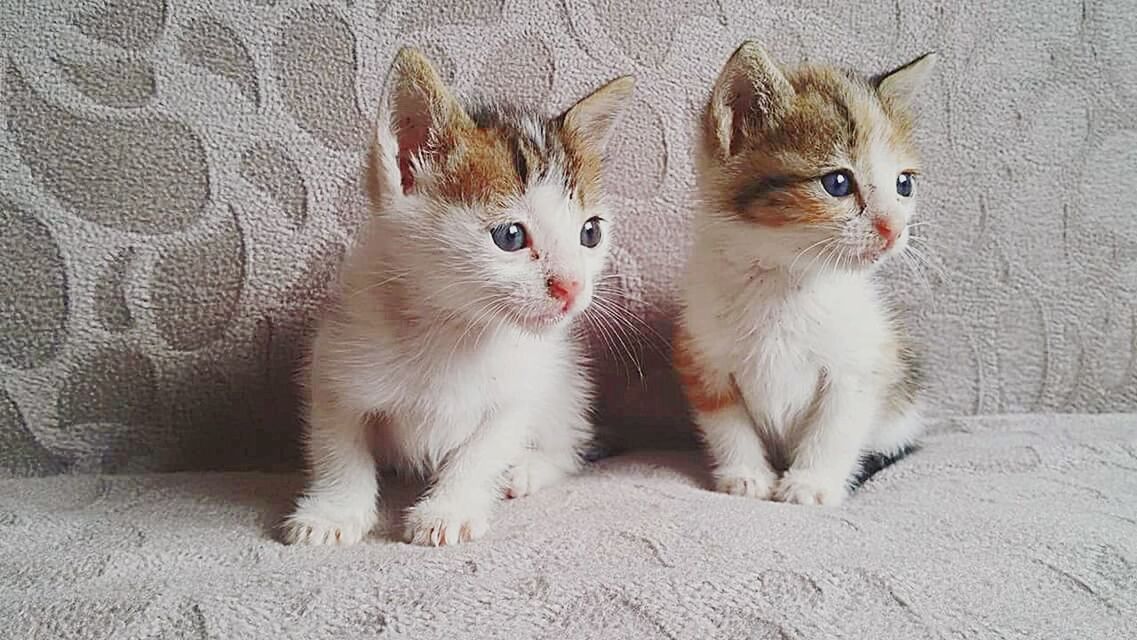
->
[713,466,778,500]
[774,470,847,506]
[404,498,490,547]
[281,501,378,546]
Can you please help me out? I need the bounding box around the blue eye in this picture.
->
[491,222,527,252]
[896,172,914,197]
[820,170,854,197]
[580,217,602,248]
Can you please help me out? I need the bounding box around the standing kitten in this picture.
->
[282,49,634,545]
[676,41,936,505]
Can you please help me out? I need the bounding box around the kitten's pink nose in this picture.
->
[547,277,581,311]
[874,218,899,249]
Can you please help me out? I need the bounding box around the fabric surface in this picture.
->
[2,415,1135,638]
[2,0,1136,475]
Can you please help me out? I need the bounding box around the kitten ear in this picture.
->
[560,75,636,151]
[707,40,794,158]
[369,47,471,202]
[874,52,938,108]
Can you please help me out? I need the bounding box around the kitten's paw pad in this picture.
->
[713,467,778,499]
[774,471,846,506]
[281,505,377,546]
[504,454,567,499]
[404,500,489,547]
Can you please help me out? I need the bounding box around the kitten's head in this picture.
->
[699,41,936,273]
[366,49,633,333]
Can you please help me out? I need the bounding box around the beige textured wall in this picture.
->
[1,0,1134,475]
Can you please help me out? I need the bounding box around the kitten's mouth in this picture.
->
[860,245,895,266]
[513,309,569,332]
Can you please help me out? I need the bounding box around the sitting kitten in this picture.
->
[283,49,634,545]
[676,41,936,505]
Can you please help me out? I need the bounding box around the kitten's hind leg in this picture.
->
[850,406,923,490]
[503,449,575,499]
[503,396,591,499]
[281,400,380,546]
[848,444,918,490]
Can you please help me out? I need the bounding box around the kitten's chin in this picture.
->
[825,241,904,271]
[791,249,886,275]
[857,250,887,268]
[510,309,572,335]
[843,251,888,271]
[862,242,906,269]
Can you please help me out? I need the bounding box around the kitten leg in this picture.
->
[867,405,923,456]
[404,407,528,546]
[504,379,591,499]
[504,446,577,499]
[775,380,874,506]
[676,336,777,499]
[848,406,923,488]
[697,402,779,499]
[281,400,379,545]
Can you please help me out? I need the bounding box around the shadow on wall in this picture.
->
[49,239,344,475]
[151,239,352,474]
[585,310,697,454]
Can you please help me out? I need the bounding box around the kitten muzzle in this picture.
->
[546,276,581,312]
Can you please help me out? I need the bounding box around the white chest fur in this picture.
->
[314,315,573,468]
[684,249,893,437]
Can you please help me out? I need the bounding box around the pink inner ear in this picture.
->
[396,117,428,195]
[729,74,756,156]
[398,154,415,193]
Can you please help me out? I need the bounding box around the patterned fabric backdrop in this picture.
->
[1,0,1134,475]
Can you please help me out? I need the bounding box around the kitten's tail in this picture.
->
[847,444,919,491]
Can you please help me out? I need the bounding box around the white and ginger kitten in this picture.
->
[282,49,634,546]
[676,41,937,506]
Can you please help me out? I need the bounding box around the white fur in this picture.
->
[282,136,612,548]
[681,118,924,507]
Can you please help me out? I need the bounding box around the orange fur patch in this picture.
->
[763,185,833,226]
[556,127,603,208]
[514,137,547,183]
[434,127,523,206]
[673,326,740,414]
